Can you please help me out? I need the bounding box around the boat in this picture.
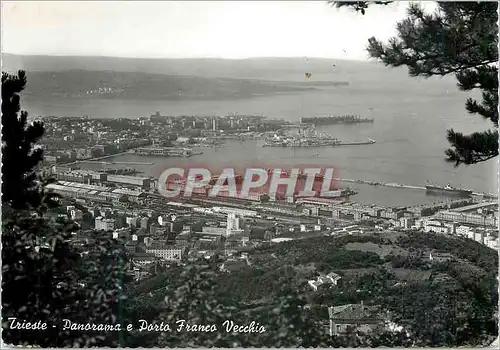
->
[425,183,473,197]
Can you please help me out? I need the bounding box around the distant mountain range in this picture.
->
[1,53,370,78]
[20,70,327,101]
[2,54,356,101]
[1,54,459,102]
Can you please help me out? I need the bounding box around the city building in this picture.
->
[70,209,83,221]
[484,236,499,250]
[131,253,156,266]
[226,212,244,236]
[437,210,497,226]
[145,243,185,261]
[328,303,385,337]
[456,225,471,237]
[126,216,140,227]
[111,188,147,203]
[308,272,342,291]
[95,216,115,231]
[106,175,151,190]
[45,181,122,204]
[202,227,226,236]
[400,217,416,230]
[422,220,450,234]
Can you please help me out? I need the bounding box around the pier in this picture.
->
[336,178,496,199]
[133,147,203,157]
[82,151,131,161]
[87,161,154,165]
[59,150,132,166]
[301,115,374,125]
[337,178,424,191]
[337,139,376,146]
[263,139,376,148]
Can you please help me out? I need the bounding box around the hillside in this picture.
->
[129,231,498,347]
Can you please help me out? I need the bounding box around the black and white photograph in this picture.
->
[1,0,498,347]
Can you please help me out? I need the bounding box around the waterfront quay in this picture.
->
[43,161,499,283]
[45,173,499,254]
[133,146,203,157]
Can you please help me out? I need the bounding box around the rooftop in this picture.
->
[112,188,146,197]
[329,304,383,322]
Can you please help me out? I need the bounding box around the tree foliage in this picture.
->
[333,1,498,165]
[334,1,391,15]
[1,71,52,210]
[1,71,129,347]
[151,264,331,347]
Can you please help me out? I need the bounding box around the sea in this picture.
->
[24,60,497,207]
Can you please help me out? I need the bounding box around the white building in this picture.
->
[308,272,342,291]
[226,212,243,236]
[484,236,499,250]
[400,217,416,230]
[423,220,449,234]
[202,227,226,235]
[157,215,170,226]
[106,175,151,190]
[456,225,471,237]
[95,216,115,231]
[435,210,497,227]
[70,209,83,220]
[112,228,131,239]
[474,232,484,244]
[126,216,139,227]
[145,244,184,261]
[212,206,257,217]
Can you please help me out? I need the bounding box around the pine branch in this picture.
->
[2,71,47,209]
[336,1,499,165]
[445,129,499,166]
[331,1,393,15]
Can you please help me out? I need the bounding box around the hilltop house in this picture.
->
[219,258,250,273]
[328,303,384,336]
[308,272,342,291]
[328,303,407,337]
[428,251,453,263]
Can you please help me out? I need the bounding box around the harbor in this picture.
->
[339,178,426,190]
[301,115,374,125]
[133,147,204,157]
[86,161,155,165]
[48,115,495,208]
[336,178,496,199]
[262,139,376,147]
[263,126,376,148]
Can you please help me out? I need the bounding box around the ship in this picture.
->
[300,115,374,125]
[425,183,473,197]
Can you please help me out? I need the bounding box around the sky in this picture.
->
[1,1,437,60]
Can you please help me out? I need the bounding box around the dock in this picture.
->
[336,178,424,191]
[337,139,376,146]
[335,178,496,198]
[263,139,376,148]
[87,161,154,165]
